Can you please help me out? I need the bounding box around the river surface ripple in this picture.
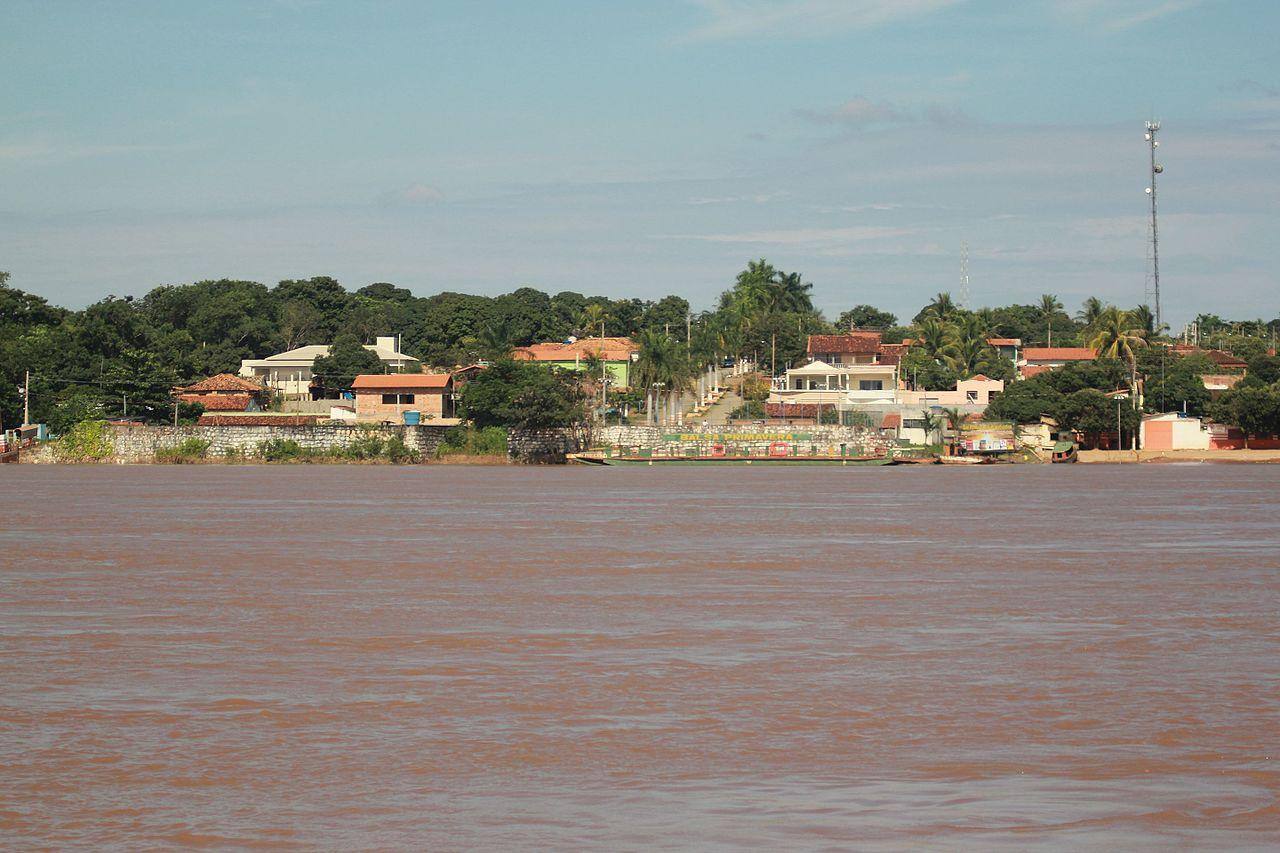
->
[1,464,1278,849]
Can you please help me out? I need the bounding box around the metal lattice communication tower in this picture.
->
[959,242,970,310]
[1145,121,1164,330]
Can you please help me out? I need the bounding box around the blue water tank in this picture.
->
[402,410,421,425]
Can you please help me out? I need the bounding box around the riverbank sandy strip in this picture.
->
[1079,449,1280,464]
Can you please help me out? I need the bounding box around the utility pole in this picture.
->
[1145,121,1164,331]
[22,370,30,426]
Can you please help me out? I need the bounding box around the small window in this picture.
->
[381,393,415,404]
[859,380,883,391]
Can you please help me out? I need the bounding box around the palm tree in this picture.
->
[943,335,988,378]
[1088,307,1147,365]
[634,329,693,425]
[578,302,608,339]
[769,271,815,315]
[1088,306,1148,406]
[1038,293,1063,346]
[918,317,950,359]
[1131,304,1156,339]
[476,318,513,361]
[1076,296,1105,328]
[940,406,967,454]
[941,313,994,378]
[922,292,958,321]
[919,411,943,447]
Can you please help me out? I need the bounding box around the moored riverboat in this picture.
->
[569,450,894,466]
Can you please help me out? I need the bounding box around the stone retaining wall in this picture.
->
[105,423,450,462]
[506,427,590,464]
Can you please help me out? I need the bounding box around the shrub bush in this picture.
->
[154,437,211,463]
[436,425,508,457]
[54,420,113,462]
[340,432,387,460]
[257,438,307,461]
[729,401,766,420]
[386,435,418,464]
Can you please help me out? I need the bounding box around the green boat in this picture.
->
[569,453,895,466]
[567,431,902,465]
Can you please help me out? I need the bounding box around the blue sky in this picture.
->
[2,0,1277,326]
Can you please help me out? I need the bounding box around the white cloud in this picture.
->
[0,141,182,163]
[655,225,916,246]
[1051,0,1204,32]
[795,96,971,130]
[380,183,445,205]
[795,97,904,127]
[682,0,962,41]
[687,192,787,205]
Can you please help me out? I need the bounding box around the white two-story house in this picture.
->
[239,336,419,398]
[766,332,905,415]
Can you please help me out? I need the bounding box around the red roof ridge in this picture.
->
[180,373,265,393]
[1022,347,1097,360]
[351,373,453,390]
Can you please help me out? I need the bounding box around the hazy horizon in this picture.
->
[3,1,1277,326]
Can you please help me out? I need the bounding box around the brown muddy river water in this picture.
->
[2,464,1278,849]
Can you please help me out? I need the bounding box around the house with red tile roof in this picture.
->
[1018,347,1096,378]
[175,374,268,412]
[986,337,1021,361]
[239,336,419,398]
[511,337,638,388]
[351,373,454,422]
[767,332,911,411]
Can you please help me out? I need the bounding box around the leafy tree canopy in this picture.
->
[310,333,383,394]
[458,359,587,430]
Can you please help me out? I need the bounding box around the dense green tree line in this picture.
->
[2,266,1277,435]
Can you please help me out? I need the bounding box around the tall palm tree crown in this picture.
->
[1077,296,1105,328]
[1087,307,1147,366]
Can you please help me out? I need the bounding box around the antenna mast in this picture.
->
[959,242,970,310]
[1145,121,1164,331]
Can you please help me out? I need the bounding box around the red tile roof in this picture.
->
[198,414,322,426]
[764,402,821,418]
[1204,349,1247,369]
[350,373,453,391]
[876,343,909,365]
[881,413,902,429]
[987,337,1021,347]
[807,332,883,355]
[512,337,638,362]
[180,373,264,393]
[1020,365,1052,378]
[179,393,255,411]
[1022,347,1097,362]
